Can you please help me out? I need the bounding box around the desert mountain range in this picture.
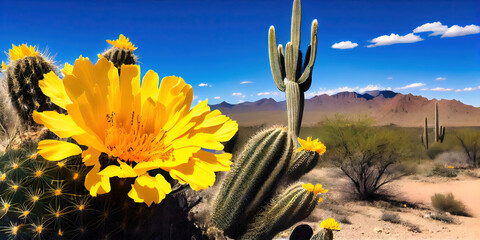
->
[210,91,480,127]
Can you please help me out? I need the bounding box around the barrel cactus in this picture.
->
[101,34,138,71]
[311,218,340,240]
[1,44,64,127]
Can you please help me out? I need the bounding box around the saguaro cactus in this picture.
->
[434,103,445,143]
[421,117,428,149]
[268,0,318,140]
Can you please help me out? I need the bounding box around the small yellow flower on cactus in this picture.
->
[1,61,6,70]
[302,183,328,202]
[320,218,340,231]
[8,44,38,61]
[447,165,454,169]
[33,56,238,206]
[106,34,137,50]
[297,137,326,155]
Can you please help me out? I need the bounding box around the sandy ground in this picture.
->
[277,168,480,240]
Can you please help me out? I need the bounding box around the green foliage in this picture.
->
[431,193,470,216]
[319,115,410,200]
[212,127,294,238]
[4,55,64,127]
[239,183,320,240]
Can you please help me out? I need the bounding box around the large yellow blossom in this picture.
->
[320,218,340,231]
[33,56,238,206]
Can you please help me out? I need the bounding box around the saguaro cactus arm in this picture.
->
[269,27,286,92]
[298,20,318,86]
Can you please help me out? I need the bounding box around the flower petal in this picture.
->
[38,72,72,109]
[37,140,82,161]
[85,164,111,196]
[99,160,137,178]
[32,111,86,138]
[127,174,172,206]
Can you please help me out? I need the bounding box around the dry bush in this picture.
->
[321,115,410,200]
[435,151,472,168]
[429,164,458,177]
[429,212,455,224]
[431,193,470,217]
[380,212,401,224]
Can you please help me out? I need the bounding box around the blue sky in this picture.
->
[1,0,479,106]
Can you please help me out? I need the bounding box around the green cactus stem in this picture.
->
[212,127,294,238]
[285,149,319,182]
[4,53,64,127]
[434,103,445,143]
[239,183,321,240]
[421,117,428,149]
[268,0,318,140]
[310,229,333,240]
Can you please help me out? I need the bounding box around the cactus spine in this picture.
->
[239,183,320,240]
[3,45,64,127]
[421,117,428,149]
[434,103,445,143]
[212,127,294,238]
[269,0,318,141]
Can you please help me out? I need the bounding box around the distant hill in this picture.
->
[210,91,480,127]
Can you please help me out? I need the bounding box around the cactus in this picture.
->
[268,0,318,140]
[2,44,64,127]
[101,34,138,71]
[239,183,324,240]
[285,137,326,182]
[434,103,445,143]
[311,218,340,240]
[212,127,294,238]
[421,117,429,149]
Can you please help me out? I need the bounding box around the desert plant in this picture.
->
[429,164,458,177]
[431,193,470,216]
[321,115,409,200]
[421,117,428,149]
[268,0,317,141]
[380,212,401,224]
[455,128,480,167]
[101,34,138,71]
[428,211,455,224]
[434,103,445,143]
[310,218,340,240]
[2,44,64,127]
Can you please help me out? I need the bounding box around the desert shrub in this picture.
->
[435,151,472,168]
[321,115,410,200]
[336,215,351,224]
[429,212,455,224]
[427,143,450,160]
[455,129,480,168]
[431,193,470,216]
[403,222,421,233]
[380,212,401,224]
[429,164,458,177]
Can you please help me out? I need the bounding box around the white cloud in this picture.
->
[214,96,221,99]
[193,95,198,100]
[413,22,448,36]
[430,87,453,91]
[367,33,423,47]
[462,87,475,91]
[238,100,245,103]
[441,24,480,38]
[257,91,281,97]
[435,77,446,81]
[454,87,480,92]
[396,82,425,90]
[240,81,253,84]
[232,92,242,96]
[387,77,393,80]
[359,85,384,93]
[257,92,270,96]
[198,83,210,87]
[332,41,358,49]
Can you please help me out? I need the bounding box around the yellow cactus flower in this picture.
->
[33,56,238,206]
[302,183,328,202]
[106,34,137,50]
[297,137,326,155]
[2,61,6,70]
[320,218,340,231]
[447,165,454,169]
[61,62,73,76]
[8,44,38,61]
